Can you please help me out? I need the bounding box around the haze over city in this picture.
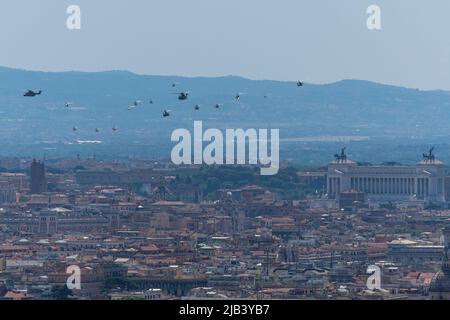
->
[2,0,450,307]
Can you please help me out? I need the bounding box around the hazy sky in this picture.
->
[1,0,449,90]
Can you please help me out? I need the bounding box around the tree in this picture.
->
[206,177,221,194]
[380,202,397,210]
[51,285,72,300]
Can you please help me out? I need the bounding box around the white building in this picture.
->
[327,157,446,203]
[0,181,18,204]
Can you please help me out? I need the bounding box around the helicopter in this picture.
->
[163,110,171,117]
[65,102,73,108]
[23,89,42,97]
[95,128,100,133]
[112,127,118,132]
[127,100,141,110]
[297,81,304,87]
[194,104,200,110]
[72,126,77,132]
[215,103,222,109]
[235,93,244,101]
[174,92,189,101]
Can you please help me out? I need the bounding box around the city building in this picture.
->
[429,227,450,299]
[30,159,46,194]
[0,182,17,204]
[327,150,446,203]
[339,190,366,210]
[387,239,444,266]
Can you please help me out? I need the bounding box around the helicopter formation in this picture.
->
[72,126,118,133]
[22,80,305,133]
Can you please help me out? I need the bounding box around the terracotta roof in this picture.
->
[4,291,31,300]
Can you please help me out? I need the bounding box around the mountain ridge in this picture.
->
[1,65,447,93]
[1,66,450,163]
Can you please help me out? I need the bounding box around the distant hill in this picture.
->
[1,66,450,164]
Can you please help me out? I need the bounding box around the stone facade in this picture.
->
[327,159,446,203]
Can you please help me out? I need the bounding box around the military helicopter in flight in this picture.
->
[95,128,100,133]
[297,81,304,87]
[174,92,189,101]
[127,100,141,110]
[112,127,118,132]
[194,104,200,110]
[215,103,222,109]
[163,110,171,117]
[72,126,77,133]
[65,102,73,108]
[235,93,244,102]
[23,89,42,97]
